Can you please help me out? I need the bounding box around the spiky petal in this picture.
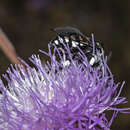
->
[0,40,129,130]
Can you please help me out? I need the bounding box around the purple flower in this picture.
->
[0,38,129,130]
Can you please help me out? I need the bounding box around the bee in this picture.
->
[49,26,104,68]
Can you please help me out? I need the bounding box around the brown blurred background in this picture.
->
[0,0,129,129]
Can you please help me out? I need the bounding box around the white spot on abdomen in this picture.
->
[62,60,70,67]
[72,41,79,47]
[58,36,64,43]
[65,37,69,43]
[89,57,95,65]
[54,40,59,45]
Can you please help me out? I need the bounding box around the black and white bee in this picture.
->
[49,26,104,68]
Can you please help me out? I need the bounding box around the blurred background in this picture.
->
[0,0,129,129]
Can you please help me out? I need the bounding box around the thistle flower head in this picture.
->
[0,37,129,130]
